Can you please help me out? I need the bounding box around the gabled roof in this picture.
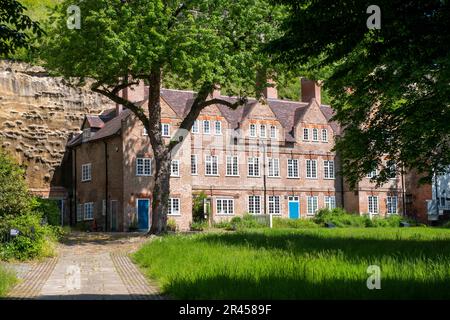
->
[68,109,131,147]
[68,88,342,148]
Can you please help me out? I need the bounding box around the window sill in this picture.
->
[306,177,318,180]
[136,175,153,177]
[170,175,181,178]
[268,176,281,178]
[205,174,220,177]
[81,180,92,183]
[225,175,240,177]
[324,178,335,180]
[168,213,181,217]
[247,176,261,178]
[287,176,300,179]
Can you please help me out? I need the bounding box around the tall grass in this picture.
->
[0,266,17,297]
[133,228,450,299]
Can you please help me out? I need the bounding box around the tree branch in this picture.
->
[168,3,187,30]
[91,82,149,127]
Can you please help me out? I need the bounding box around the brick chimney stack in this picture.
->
[211,84,221,99]
[263,78,278,100]
[301,78,321,105]
[116,80,146,116]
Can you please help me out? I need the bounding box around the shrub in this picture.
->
[0,212,61,261]
[30,197,60,226]
[214,221,232,229]
[0,148,32,218]
[192,192,208,223]
[370,214,403,227]
[273,217,319,229]
[314,208,367,227]
[190,221,208,231]
[167,218,177,232]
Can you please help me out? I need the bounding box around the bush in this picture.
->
[273,217,319,229]
[167,218,177,232]
[314,208,367,227]
[0,148,32,218]
[0,213,61,261]
[192,192,208,223]
[30,197,60,226]
[370,214,403,227]
[190,221,208,231]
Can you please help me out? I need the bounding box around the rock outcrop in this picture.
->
[0,60,114,193]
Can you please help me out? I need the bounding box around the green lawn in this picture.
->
[133,228,450,299]
[0,266,16,297]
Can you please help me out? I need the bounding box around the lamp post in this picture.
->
[261,140,271,228]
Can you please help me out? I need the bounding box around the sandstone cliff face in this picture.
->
[0,60,114,192]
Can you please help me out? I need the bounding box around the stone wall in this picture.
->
[0,60,114,194]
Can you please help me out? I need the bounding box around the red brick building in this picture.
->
[67,80,406,231]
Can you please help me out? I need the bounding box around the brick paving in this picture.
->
[5,232,165,300]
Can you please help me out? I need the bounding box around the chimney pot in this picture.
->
[211,84,221,99]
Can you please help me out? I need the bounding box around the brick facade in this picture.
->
[67,82,407,231]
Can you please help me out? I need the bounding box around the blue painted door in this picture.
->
[137,199,150,230]
[288,196,300,219]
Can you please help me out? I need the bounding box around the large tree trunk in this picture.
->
[146,69,171,235]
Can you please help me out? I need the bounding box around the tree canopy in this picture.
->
[0,0,44,57]
[270,0,450,188]
[43,0,284,233]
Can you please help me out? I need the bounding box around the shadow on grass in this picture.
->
[195,230,450,261]
[165,274,450,300]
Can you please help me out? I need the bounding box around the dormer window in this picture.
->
[321,129,328,142]
[250,124,256,138]
[303,128,309,141]
[161,123,170,137]
[312,128,319,141]
[270,125,277,139]
[260,125,266,138]
[214,121,222,135]
[82,128,91,141]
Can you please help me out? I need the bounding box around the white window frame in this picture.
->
[249,124,256,138]
[260,124,266,138]
[161,123,170,137]
[168,198,181,216]
[270,125,277,139]
[268,158,280,177]
[248,195,261,215]
[216,198,234,215]
[307,196,318,215]
[84,202,94,220]
[226,155,239,176]
[387,196,398,214]
[268,195,281,215]
[303,128,309,141]
[368,196,379,214]
[191,120,199,134]
[322,129,328,142]
[312,128,319,141]
[136,157,152,176]
[214,121,222,135]
[203,120,211,134]
[171,160,180,177]
[306,159,317,179]
[205,155,219,176]
[324,196,336,210]
[324,160,335,179]
[247,157,260,177]
[287,159,299,178]
[81,163,92,182]
[191,155,198,175]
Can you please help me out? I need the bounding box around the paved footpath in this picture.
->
[6,232,164,300]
